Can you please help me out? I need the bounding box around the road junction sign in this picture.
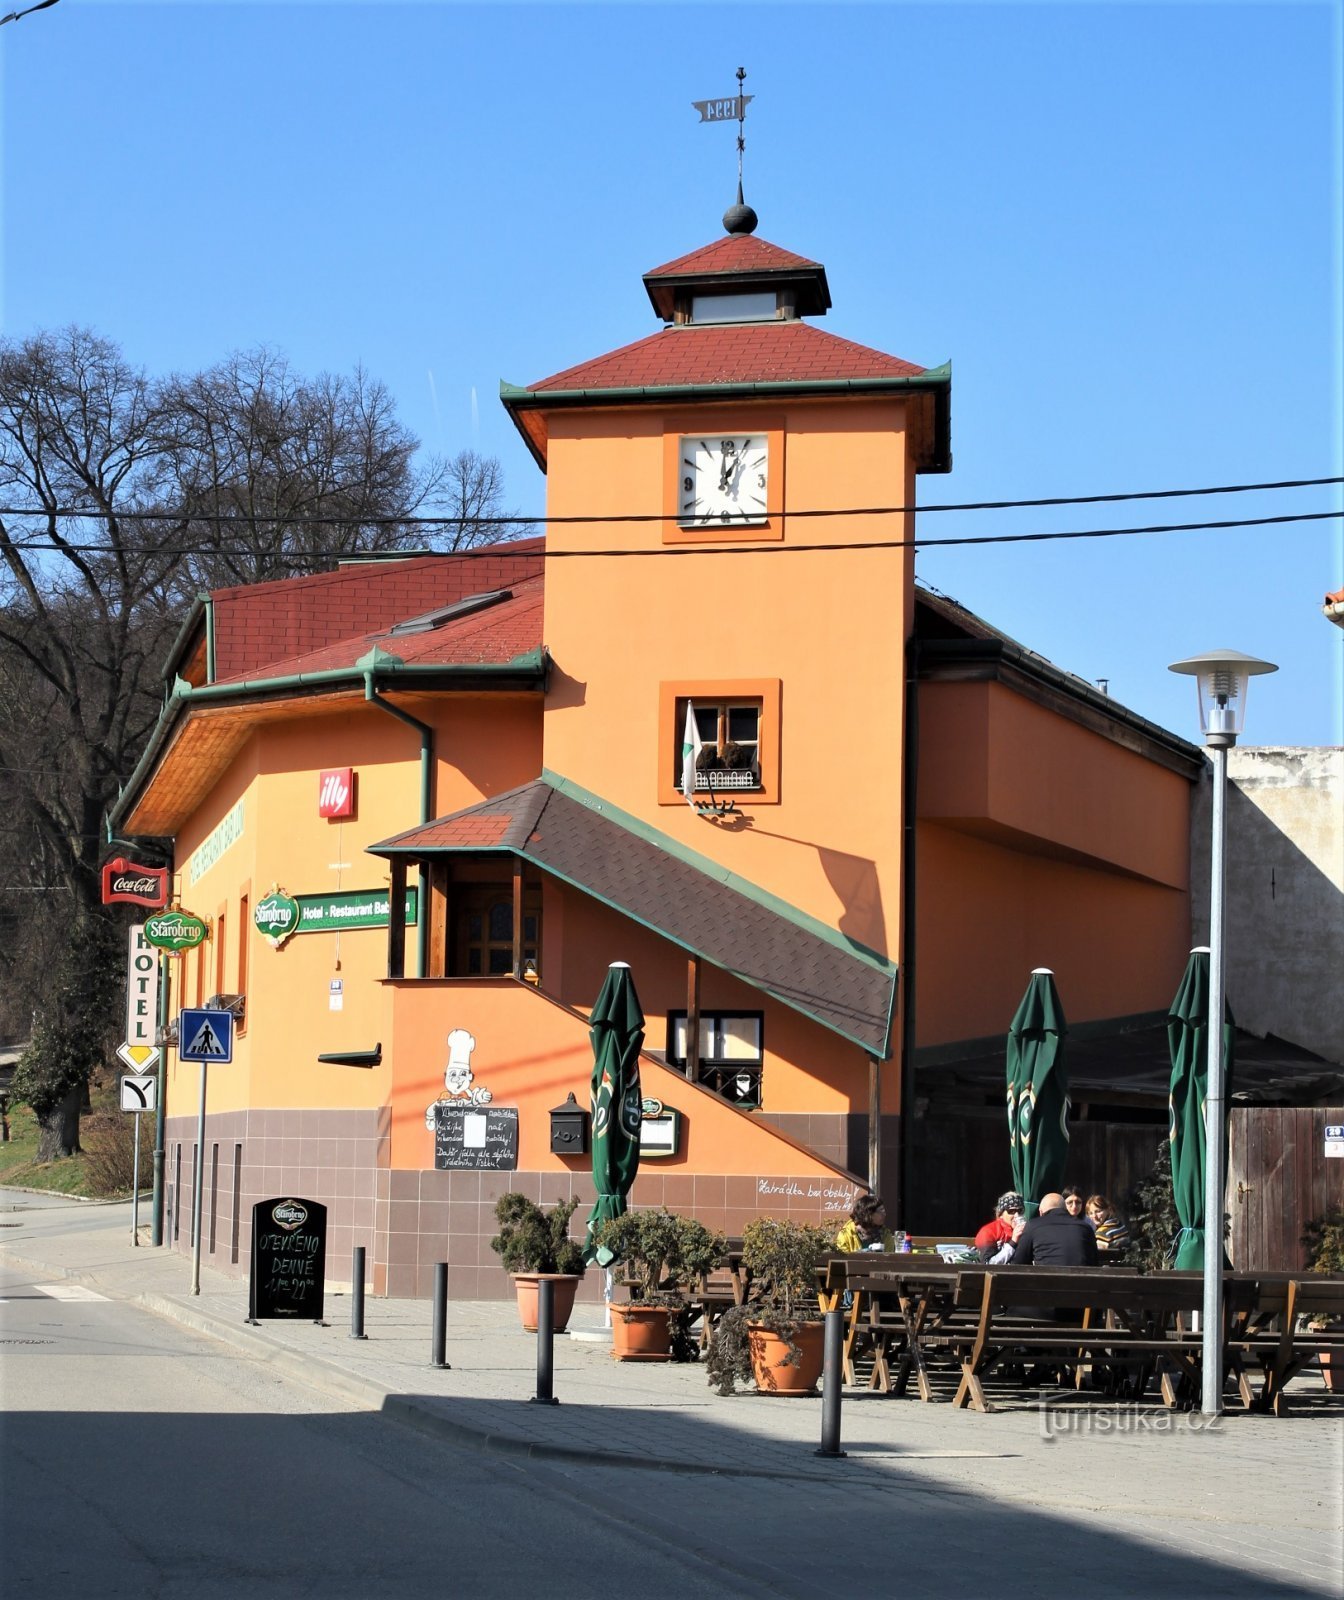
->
[120,1074,157,1112]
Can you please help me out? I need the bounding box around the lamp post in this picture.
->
[1168,648,1277,1416]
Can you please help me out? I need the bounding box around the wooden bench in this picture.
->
[820,1256,972,1396]
[1242,1276,1344,1414]
[946,1268,1263,1412]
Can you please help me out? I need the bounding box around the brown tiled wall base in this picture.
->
[163,1106,388,1291]
[164,1109,872,1301]
[755,1111,899,1209]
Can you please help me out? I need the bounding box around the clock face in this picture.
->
[678,435,769,526]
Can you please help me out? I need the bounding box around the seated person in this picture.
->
[1011,1192,1099,1266]
[1086,1193,1130,1253]
[835,1193,895,1253]
[1062,1184,1086,1219]
[974,1191,1026,1264]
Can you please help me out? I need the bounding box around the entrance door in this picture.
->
[1228,1106,1344,1270]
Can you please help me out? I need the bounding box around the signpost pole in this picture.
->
[151,951,169,1247]
[191,1061,207,1295]
[132,1114,141,1246]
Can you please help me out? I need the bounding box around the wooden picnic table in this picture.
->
[818,1258,1344,1413]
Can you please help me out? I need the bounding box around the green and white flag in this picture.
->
[680,701,701,805]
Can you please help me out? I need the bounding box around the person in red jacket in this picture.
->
[974,1191,1026,1262]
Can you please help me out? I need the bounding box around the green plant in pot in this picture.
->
[705,1217,834,1396]
[490,1193,586,1332]
[1302,1208,1344,1392]
[592,1208,725,1362]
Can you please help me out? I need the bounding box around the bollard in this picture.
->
[430,1261,451,1369]
[349,1246,368,1340]
[531,1276,559,1405]
[815,1306,847,1458]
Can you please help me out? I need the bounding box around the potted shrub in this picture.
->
[490,1193,586,1332]
[593,1208,725,1361]
[1301,1208,1344,1392]
[705,1217,834,1396]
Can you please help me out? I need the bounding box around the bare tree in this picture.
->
[434,448,532,551]
[0,328,180,1155]
[0,327,530,1157]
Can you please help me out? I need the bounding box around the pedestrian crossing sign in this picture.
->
[178,1007,234,1064]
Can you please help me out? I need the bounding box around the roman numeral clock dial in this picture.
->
[678,434,768,526]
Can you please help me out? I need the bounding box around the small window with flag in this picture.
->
[678,697,762,797]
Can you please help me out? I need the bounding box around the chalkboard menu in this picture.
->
[249,1197,327,1321]
[434,1104,519,1171]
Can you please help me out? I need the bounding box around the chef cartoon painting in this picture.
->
[425,1027,493,1130]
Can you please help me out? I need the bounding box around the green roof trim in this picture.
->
[500,366,951,408]
[500,362,952,476]
[108,648,549,832]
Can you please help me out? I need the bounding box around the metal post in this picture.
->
[350,1246,368,1340]
[131,1115,141,1246]
[190,1062,207,1294]
[150,950,169,1247]
[816,1307,847,1458]
[430,1261,449,1367]
[532,1277,558,1405]
[1202,742,1228,1416]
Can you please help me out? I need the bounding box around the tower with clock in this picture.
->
[502,195,951,964]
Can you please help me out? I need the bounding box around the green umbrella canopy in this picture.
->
[1006,969,1070,1216]
[584,962,645,1265]
[1167,948,1236,1271]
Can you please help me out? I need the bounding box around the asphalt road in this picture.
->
[0,1250,760,1600]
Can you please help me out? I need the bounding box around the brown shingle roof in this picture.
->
[371,777,895,1055]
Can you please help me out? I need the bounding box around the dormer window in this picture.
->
[689,291,778,324]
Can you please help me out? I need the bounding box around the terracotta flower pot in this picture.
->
[610,1302,674,1361]
[512,1273,582,1333]
[747,1319,826,1394]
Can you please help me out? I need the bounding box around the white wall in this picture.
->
[1191,747,1344,1065]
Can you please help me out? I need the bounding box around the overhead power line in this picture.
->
[0,474,1338,534]
[1,507,1340,561]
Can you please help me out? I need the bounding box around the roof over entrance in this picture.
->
[369,772,897,1057]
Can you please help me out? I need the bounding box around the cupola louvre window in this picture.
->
[689,291,777,324]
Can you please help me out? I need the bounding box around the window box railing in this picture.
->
[694,768,760,792]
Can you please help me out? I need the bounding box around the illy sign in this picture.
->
[318,768,354,819]
[102,856,169,908]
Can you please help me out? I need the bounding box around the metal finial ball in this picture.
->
[723,200,758,235]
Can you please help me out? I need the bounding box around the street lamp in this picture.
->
[1168,648,1277,1415]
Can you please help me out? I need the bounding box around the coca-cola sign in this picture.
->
[102,856,169,908]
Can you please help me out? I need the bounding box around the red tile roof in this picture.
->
[528,319,927,394]
[644,234,821,279]
[213,574,544,683]
[206,539,544,681]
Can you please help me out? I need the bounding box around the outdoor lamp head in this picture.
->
[1168,649,1277,746]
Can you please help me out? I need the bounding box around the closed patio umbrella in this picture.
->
[583,962,645,1265]
[1167,948,1235,1270]
[1006,968,1070,1215]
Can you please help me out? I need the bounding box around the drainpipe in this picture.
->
[898,636,921,1231]
[201,593,216,684]
[363,671,433,978]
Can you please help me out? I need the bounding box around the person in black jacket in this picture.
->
[1010,1192,1099,1266]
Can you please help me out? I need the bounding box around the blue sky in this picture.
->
[2,0,1340,745]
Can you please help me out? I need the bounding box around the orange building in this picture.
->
[112,208,1202,1297]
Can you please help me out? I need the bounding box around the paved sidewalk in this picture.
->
[3,1192,1341,1597]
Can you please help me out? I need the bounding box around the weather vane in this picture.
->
[692,68,757,232]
